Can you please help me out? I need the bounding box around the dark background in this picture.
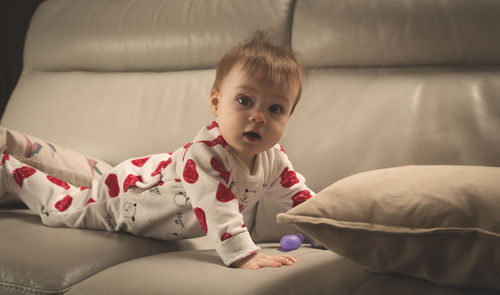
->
[0,0,44,119]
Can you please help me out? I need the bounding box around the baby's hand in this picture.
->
[232,252,296,269]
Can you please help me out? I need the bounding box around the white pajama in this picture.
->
[0,121,313,266]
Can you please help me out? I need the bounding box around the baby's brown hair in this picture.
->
[212,31,304,114]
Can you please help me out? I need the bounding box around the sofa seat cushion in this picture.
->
[67,244,496,295]
[0,209,212,295]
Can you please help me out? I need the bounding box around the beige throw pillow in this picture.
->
[0,127,112,204]
[277,165,500,291]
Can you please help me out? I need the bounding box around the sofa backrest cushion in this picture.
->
[3,0,500,242]
[1,0,294,166]
[293,0,500,67]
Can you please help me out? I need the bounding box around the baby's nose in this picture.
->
[249,109,266,123]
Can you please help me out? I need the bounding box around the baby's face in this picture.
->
[210,63,298,170]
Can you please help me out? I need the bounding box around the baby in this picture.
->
[0,31,314,269]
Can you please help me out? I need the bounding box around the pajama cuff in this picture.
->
[216,231,261,266]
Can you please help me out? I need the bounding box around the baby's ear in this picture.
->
[209,89,220,117]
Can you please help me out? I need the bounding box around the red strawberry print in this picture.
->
[1,153,9,165]
[183,159,199,184]
[210,157,230,184]
[279,144,286,154]
[13,166,37,187]
[123,174,143,192]
[216,183,236,202]
[131,156,151,167]
[292,190,312,207]
[86,198,96,206]
[194,207,207,233]
[105,173,120,198]
[242,223,246,228]
[221,233,232,241]
[199,135,228,148]
[80,186,89,191]
[207,121,218,130]
[47,175,71,190]
[151,158,172,177]
[280,167,299,188]
[182,142,193,161]
[54,195,73,212]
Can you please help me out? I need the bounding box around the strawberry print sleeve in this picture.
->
[177,141,260,266]
[266,146,315,210]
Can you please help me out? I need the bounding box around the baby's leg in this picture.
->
[0,153,95,228]
[1,152,204,238]
[87,153,205,240]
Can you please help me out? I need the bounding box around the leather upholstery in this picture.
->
[293,0,500,67]
[24,0,292,71]
[283,67,500,190]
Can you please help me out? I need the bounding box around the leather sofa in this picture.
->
[1,0,499,294]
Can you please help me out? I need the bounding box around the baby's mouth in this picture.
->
[243,132,262,142]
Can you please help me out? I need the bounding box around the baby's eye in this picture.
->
[269,104,283,114]
[237,96,252,106]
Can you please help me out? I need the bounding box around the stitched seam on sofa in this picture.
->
[22,66,218,74]
[0,281,69,295]
[303,63,500,70]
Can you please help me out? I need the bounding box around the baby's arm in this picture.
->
[178,141,261,267]
[265,146,326,248]
[266,146,315,211]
